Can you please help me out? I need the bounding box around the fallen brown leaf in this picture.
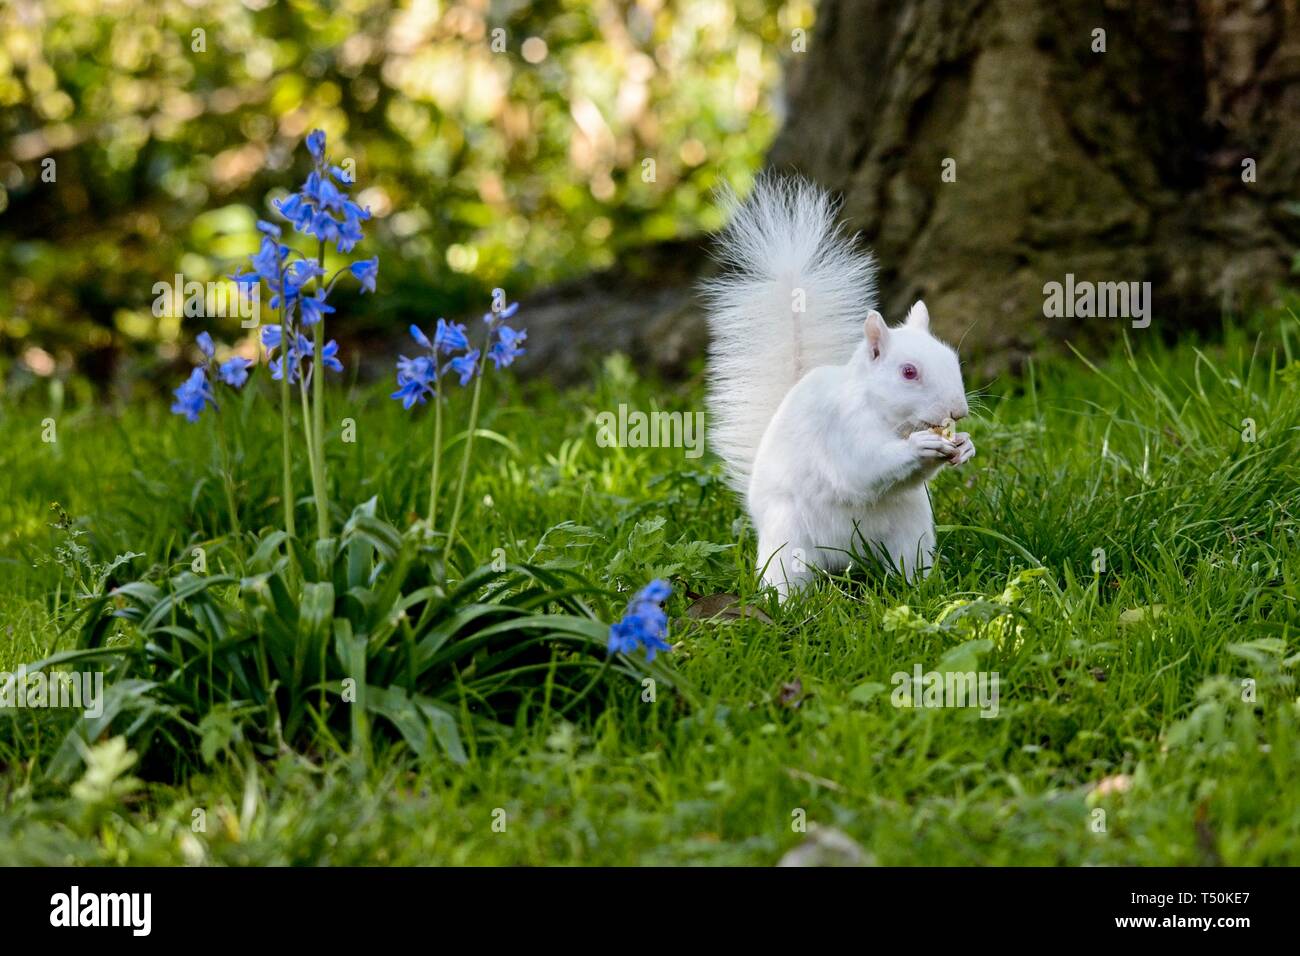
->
[685,592,774,624]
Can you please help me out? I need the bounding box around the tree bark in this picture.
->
[766,0,1300,375]
[520,0,1300,384]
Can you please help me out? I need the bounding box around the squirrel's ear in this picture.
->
[864,310,888,360]
[905,300,930,331]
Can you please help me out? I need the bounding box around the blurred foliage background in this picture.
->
[0,0,811,396]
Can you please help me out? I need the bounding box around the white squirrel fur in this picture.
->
[702,174,974,599]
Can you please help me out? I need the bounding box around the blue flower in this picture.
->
[391,377,432,409]
[170,367,215,423]
[268,355,292,383]
[640,579,672,603]
[266,329,309,384]
[393,316,476,408]
[250,235,286,276]
[229,267,261,291]
[335,216,364,254]
[350,258,378,293]
[471,295,527,373]
[391,378,428,409]
[273,193,314,233]
[218,356,252,388]
[299,294,335,326]
[320,339,344,373]
[434,318,469,354]
[409,324,432,349]
[390,353,436,409]
[396,353,433,382]
[263,128,372,258]
[482,301,519,326]
[309,210,340,245]
[607,579,673,661]
[487,324,526,370]
[306,129,326,163]
[196,331,215,360]
[448,350,480,386]
[309,173,346,213]
[256,220,282,238]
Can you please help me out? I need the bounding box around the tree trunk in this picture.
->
[767,0,1300,375]
[521,0,1300,382]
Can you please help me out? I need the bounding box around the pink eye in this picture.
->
[901,363,919,380]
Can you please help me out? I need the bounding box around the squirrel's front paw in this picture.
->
[947,432,976,466]
[908,430,957,462]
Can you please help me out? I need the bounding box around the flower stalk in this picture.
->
[279,358,296,540]
[427,361,443,529]
[309,239,331,540]
[393,296,524,558]
[444,350,486,553]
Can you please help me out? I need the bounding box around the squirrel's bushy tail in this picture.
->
[701,173,877,493]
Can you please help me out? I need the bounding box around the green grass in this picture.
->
[2,320,1299,865]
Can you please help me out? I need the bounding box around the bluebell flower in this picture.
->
[393,316,478,409]
[487,324,526,370]
[312,209,341,244]
[218,356,252,388]
[482,296,520,326]
[229,267,260,289]
[249,235,287,276]
[264,261,313,312]
[470,296,527,373]
[306,129,326,163]
[391,377,431,409]
[241,129,377,364]
[448,350,480,386]
[639,579,672,603]
[395,353,431,381]
[299,294,335,326]
[409,324,433,349]
[607,579,673,661]
[309,173,346,213]
[196,331,215,360]
[264,129,372,259]
[434,318,469,354]
[350,258,378,294]
[266,328,309,384]
[170,367,215,423]
[320,339,344,373]
[390,353,436,409]
[390,377,424,409]
[273,192,314,233]
[335,216,364,254]
[250,236,295,306]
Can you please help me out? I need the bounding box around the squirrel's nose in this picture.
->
[952,401,969,420]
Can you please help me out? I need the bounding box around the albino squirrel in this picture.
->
[702,175,974,599]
